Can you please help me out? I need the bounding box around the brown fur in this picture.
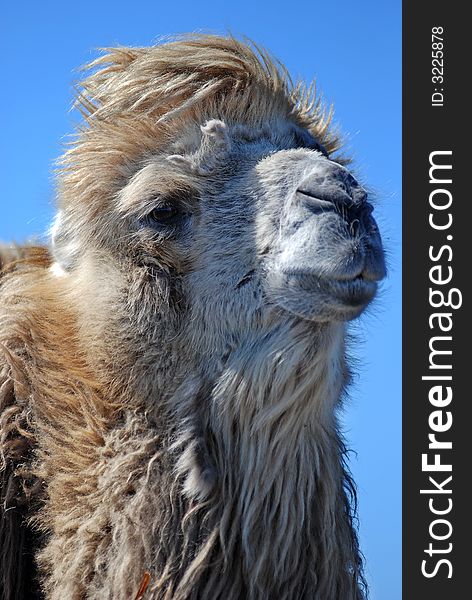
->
[0,36,371,599]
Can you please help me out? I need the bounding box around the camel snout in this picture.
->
[296,161,368,218]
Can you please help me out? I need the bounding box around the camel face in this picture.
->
[109,118,385,346]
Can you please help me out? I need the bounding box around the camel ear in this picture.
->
[0,346,41,598]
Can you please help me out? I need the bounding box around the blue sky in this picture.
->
[1,1,401,597]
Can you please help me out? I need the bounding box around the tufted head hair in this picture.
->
[53,34,341,273]
[75,34,338,144]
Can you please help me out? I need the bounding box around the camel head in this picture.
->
[50,36,385,379]
[0,36,386,599]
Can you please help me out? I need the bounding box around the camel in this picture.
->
[0,35,386,600]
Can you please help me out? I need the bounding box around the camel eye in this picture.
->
[147,205,180,225]
[142,191,194,230]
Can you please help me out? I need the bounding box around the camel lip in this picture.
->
[282,271,378,307]
[326,277,378,307]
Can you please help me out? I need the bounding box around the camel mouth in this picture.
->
[268,269,380,322]
[319,274,378,307]
[285,271,378,305]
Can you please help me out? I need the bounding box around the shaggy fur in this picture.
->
[0,35,385,599]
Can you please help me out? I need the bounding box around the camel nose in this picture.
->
[296,161,367,212]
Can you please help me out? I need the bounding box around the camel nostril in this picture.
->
[296,161,366,210]
[297,190,335,213]
[297,186,353,210]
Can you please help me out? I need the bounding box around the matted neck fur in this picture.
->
[0,35,385,600]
